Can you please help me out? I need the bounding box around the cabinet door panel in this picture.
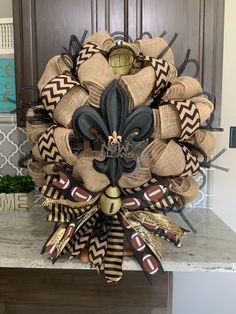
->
[13,0,224,126]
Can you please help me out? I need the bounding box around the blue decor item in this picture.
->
[0,58,16,113]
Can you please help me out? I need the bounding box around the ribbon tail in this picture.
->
[104,215,124,283]
[119,213,163,284]
[42,205,99,262]
[69,212,99,260]
[89,233,108,273]
[132,211,187,247]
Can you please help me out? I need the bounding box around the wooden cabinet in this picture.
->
[13,0,224,127]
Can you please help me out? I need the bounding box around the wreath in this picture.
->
[25,30,220,283]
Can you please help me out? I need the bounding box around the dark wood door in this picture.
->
[13,0,224,125]
[13,0,224,126]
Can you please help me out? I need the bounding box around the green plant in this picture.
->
[0,175,35,193]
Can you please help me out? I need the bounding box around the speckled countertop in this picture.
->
[0,206,236,272]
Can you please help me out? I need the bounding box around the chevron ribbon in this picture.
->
[138,55,171,97]
[76,42,103,67]
[38,126,64,163]
[181,145,200,177]
[41,74,80,118]
[64,212,99,257]
[89,232,108,271]
[104,215,124,283]
[169,100,200,141]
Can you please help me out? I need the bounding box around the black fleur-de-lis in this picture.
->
[72,80,154,186]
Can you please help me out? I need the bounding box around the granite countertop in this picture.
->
[0,206,236,272]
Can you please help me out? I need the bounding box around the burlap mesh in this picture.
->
[158,105,181,139]
[27,161,58,188]
[153,96,214,140]
[26,107,53,143]
[77,53,115,108]
[191,96,214,122]
[53,85,89,128]
[151,109,161,139]
[188,129,216,158]
[135,37,175,64]
[118,167,152,188]
[32,127,77,166]
[140,139,185,176]
[27,161,46,188]
[85,30,114,51]
[168,177,199,204]
[72,156,109,192]
[163,76,202,101]
[38,55,71,93]
[53,128,77,166]
[119,66,155,110]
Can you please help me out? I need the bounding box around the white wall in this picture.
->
[0,0,12,18]
[173,1,236,313]
[213,0,236,232]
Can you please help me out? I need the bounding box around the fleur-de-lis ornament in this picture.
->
[72,80,154,186]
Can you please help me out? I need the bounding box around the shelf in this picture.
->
[0,206,236,272]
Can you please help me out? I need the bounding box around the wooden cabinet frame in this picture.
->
[13,0,224,128]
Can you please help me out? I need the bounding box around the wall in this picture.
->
[0,0,12,18]
[213,0,236,232]
[173,1,236,313]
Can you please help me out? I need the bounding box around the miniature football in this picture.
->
[53,172,70,190]
[131,232,146,252]
[122,197,141,210]
[142,254,159,275]
[143,185,166,202]
[143,222,159,232]
[71,186,92,202]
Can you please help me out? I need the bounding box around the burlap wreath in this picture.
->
[26,30,216,283]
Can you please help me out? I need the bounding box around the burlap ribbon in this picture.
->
[136,55,177,98]
[32,126,77,166]
[27,161,58,188]
[187,129,216,158]
[84,30,114,51]
[72,156,110,192]
[26,107,53,143]
[152,96,214,140]
[140,139,199,177]
[41,74,89,128]
[168,177,199,204]
[118,166,152,188]
[163,76,202,100]
[38,55,72,93]
[119,66,155,110]
[77,52,116,108]
[135,37,175,64]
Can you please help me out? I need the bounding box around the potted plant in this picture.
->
[0,175,35,211]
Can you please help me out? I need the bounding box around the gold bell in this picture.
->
[99,186,122,216]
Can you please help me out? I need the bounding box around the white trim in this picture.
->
[0,18,14,55]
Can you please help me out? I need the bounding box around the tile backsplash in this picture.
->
[0,114,32,176]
